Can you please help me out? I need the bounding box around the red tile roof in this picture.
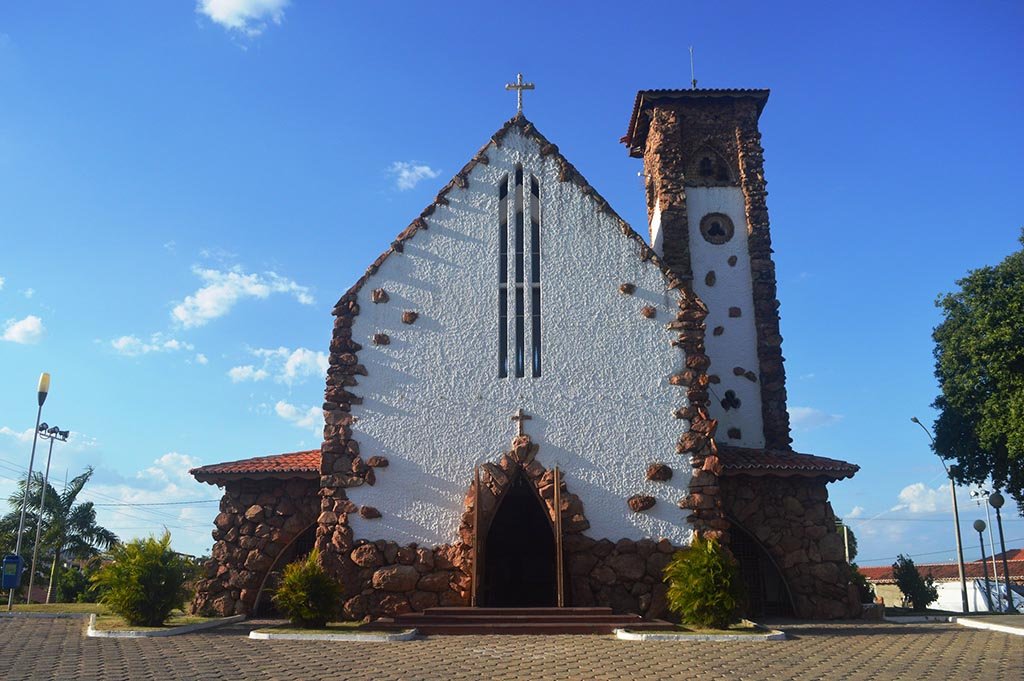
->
[717,445,859,482]
[859,560,1024,583]
[190,450,320,485]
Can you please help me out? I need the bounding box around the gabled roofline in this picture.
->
[622,88,770,158]
[333,113,686,316]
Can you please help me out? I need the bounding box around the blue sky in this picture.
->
[1,1,1021,562]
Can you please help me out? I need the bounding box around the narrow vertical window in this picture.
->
[498,175,509,378]
[513,165,525,378]
[530,176,541,376]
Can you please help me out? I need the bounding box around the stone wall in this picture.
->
[192,477,319,616]
[720,474,860,619]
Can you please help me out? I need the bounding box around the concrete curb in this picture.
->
[956,618,1024,637]
[86,613,246,638]
[614,627,787,641]
[0,611,93,620]
[248,627,418,642]
[883,615,956,624]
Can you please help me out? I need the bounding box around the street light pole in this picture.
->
[972,489,1004,611]
[26,426,68,604]
[974,520,992,612]
[989,492,1019,613]
[911,416,969,614]
[7,372,50,611]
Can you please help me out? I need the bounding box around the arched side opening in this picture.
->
[252,523,318,616]
[481,471,558,607]
[727,520,795,618]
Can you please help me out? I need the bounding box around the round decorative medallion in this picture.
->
[699,213,735,245]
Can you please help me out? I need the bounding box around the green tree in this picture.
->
[0,467,118,601]
[931,230,1024,511]
[892,554,938,611]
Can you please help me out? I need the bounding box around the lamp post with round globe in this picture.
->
[973,519,992,612]
[988,492,1019,613]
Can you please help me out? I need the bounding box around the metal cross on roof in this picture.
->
[511,408,532,436]
[505,73,535,114]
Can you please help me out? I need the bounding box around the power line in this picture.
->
[859,536,1024,565]
[93,499,219,507]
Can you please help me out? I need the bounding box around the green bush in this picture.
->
[892,554,938,611]
[272,548,342,628]
[56,565,91,603]
[848,563,876,603]
[663,535,745,629]
[91,531,189,626]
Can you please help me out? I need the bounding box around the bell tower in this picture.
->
[624,89,791,451]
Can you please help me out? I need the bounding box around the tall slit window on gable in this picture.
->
[498,175,509,378]
[513,165,526,377]
[529,176,541,377]
[498,166,541,379]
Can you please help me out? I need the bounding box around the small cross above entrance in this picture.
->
[511,408,532,437]
[505,73,535,115]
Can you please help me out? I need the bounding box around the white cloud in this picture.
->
[0,426,35,443]
[21,288,34,299]
[892,482,950,514]
[388,161,441,191]
[197,0,289,37]
[2,315,44,344]
[847,506,865,519]
[194,353,209,365]
[163,241,177,254]
[111,333,194,357]
[0,275,5,289]
[788,406,843,431]
[171,266,314,328]
[231,346,328,385]
[275,400,323,436]
[228,365,269,382]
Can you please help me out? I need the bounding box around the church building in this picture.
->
[191,84,860,622]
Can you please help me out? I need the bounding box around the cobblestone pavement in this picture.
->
[0,617,1021,680]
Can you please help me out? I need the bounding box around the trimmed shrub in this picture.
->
[892,554,938,611]
[272,548,342,628]
[663,535,745,629]
[91,531,189,626]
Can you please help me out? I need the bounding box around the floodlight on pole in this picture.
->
[7,373,50,611]
[26,425,68,604]
[910,416,969,614]
[971,488,1003,611]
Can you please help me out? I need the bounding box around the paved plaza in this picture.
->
[0,617,1020,680]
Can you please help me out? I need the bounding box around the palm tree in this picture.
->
[1,467,118,602]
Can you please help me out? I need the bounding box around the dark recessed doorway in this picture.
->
[482,474,557,607]
[730,523,794,618]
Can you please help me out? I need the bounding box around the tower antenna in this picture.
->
[689,46,697,89]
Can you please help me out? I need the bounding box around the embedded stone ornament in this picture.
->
[619,283,636,295]
[699,213,735,245]
[728,307,742,318]
[744,370,758,383]
[708,374,720,384]
[628,495,656,512]
[367,456,389,468]
[646,463,673,481]
[727,255,738,267]
[401,310,418,324]
[733,367,747,376]
[727,427,742,439]
[371,288,389,303]
[359,505,382,519]
[713,326,724,336]
[640,305,657,319]
[372,333,390,345]
[705,271,716,287]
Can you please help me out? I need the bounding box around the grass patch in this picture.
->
[640,620,768,635]
[10,603,107,615]
[255,621,368,635]
[92,610,218,631]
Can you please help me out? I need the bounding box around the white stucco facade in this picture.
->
[344,127,693,548]
[686,187,765,448]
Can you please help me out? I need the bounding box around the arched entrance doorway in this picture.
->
[481,473,558,607]
[252,523,317,616]
[729,523,794,617]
